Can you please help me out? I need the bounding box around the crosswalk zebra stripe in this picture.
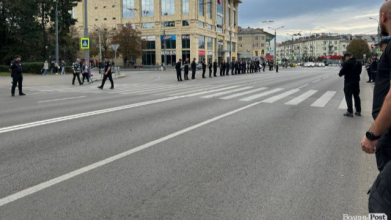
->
[239,88,284,102]
[168,85,229,96]
[285,90,318,105]
[339,97,347,109]
[201,86,253,98]
[219,87,267,100]
[186,86,241,97]
[119,85,190,94]
[261,89,300,103]
[311,91,336,107]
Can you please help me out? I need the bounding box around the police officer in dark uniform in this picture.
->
[9,55,25,96]
[226,61,230,76]
[208,59,212,78]
[191,58,197,79]
[213,59,218,77]
[201,59,206,78]
[97,57,114,89]
[338,53,362,117]
[175,59,183,81]
[184,58,189,80]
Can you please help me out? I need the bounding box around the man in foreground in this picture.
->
[361,1,391,216]
[97,57,114,90]
[9,55,26,96]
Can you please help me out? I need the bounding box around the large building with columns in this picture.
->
[73,0,241,66]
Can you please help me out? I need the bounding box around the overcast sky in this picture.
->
[238,0,385,42]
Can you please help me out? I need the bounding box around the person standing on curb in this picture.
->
[98,57,114,89]
[43,60,49,76]
[191,58,197,80]
[208,59,212,78]
[184,58,189,80]
[9,55,26,96]
[361,2,391,216]
[213,59,218,77]
[201,59,206,78]
[338,53,362,117]
[61,60,66,75]
[275,60,279,73]
[175,59,183,82]
[72,58,83,85]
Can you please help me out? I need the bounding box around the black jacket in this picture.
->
[339,57,361,83]
[191,61,196,70]
[175,62,181,71]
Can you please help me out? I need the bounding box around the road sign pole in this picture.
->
[84,0,89,64]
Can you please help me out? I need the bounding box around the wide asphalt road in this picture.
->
[0,67,379,220]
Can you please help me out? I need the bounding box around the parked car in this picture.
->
[180,63,202,71]
[304,62,315,67]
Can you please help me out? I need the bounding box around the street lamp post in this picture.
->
[84,0,89,64]
[369,17,381,43]
[268,26,284,62]
[54,0,59,66]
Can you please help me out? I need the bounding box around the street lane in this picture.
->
[0,67,378,219]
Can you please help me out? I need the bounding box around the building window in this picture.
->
[239,44,242,47]
[207,24,212,30]
[182,50,190,62]
[182,20,189,26]
[123,0,135,18]
[161,35,176,49]
[255,51,258,57]
[104,18,107,20]
[255,43,259,47]
[238,37,242,41]
[142,51,156,65]
[261,44,264,47]
[182,0,189,14]
[162,0,175,16]
[261,36,265,40]
[162,21,175,27]
[141,22,155,28]
[142,0,154,17]
[217,0,223,15]
[233,10,236,27]
[226,7,230,26]
[232,42,236,52]
[199,0,205,16]
[198,21,204,28]
[255,36,259,40]
[207,37,213,49]
[142,41,156,49]
[199,35,205,49]
[182,35,190,48]
[207,0,212,19]
[217,15,223,33]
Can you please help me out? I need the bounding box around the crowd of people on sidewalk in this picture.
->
[175,58,278,82]
[42,59,66,75]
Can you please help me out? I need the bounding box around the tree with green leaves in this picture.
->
[111,23,142,66]
[89,25,115,60]
[346,39,370,60]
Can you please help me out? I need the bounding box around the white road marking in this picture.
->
[0,96,182,134]
[297,84,309,89]
[261,89,300,103]
[38,96,86,103]
[0,101,262,207]
[239,88,284,102]
[339,97,348,109]
[311,91,337,107]
[285,90,318,105]
[312,79,321,83]
[186,86,241,97]
[201,86,253,98]
[220,87,267,100]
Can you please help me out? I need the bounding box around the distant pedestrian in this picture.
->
[226,61,230,75]
[338,53,361,117]
[42,60,48,75]
[72,58,83,85]
[97,57,114,89]
[191,58,197,79]
[213,59,218,77]
[201,59,206,78]
[208,59,212,78]
[184,58,189,80]
[9,55,26,96]
[61,60,66,75]
[175,59,183,82]
[54,62,59,74]
[81,60,90,84]
[275,60,279,73]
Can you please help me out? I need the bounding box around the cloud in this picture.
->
[238,0,384,42]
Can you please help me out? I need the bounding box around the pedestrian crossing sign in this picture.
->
[80,38,90,50]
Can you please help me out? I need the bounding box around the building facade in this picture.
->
[237,27,274,60]
[276,33,377,62]
[73,0,241,66]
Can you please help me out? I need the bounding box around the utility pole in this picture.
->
[84,0,89,64]
[268,26,284,62]
[229,31,232,63]
[55,0,59,66]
